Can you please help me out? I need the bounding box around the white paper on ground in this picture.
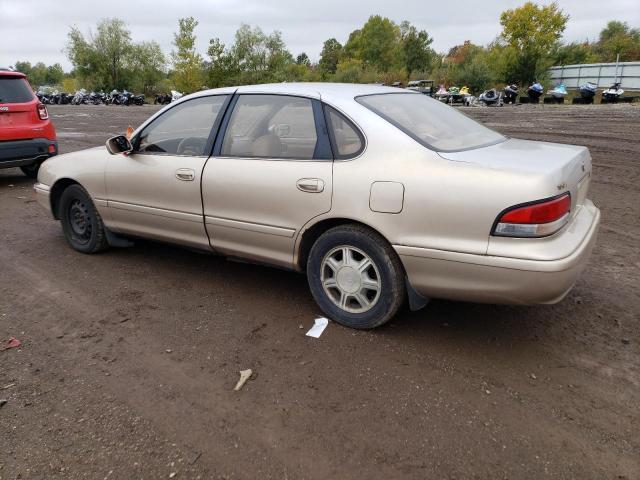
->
[306,317,329,338]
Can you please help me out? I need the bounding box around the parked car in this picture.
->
[34,83,600,329]
[0,69,57,177]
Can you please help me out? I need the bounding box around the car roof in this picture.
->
[0,69,26,78]
[188,82,418,104]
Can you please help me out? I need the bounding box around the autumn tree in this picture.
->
[499,2,569,85]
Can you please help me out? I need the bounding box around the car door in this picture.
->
[105,94,230,249]
[202,93,334,268]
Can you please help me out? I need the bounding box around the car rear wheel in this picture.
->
[59,184,109,254]
[307,225,405,329]
[20,162,41,178]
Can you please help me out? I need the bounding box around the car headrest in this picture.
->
[252,134,283,158]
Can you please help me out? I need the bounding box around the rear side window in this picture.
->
[0,77,34,103]
[136,95,228,156]
[325,106,364,159]
[356,93,505,152]
[221,95,318,159]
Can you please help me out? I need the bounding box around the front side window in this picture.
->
[356,93,505,152]
[136,95,228,156]
[221,95,318,159]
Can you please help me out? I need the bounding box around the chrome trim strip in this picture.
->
[108,201,203,223]
[205,215,295,238]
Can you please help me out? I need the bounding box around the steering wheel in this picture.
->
[176,137,207,156]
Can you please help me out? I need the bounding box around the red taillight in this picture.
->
[493,193,571,237]
[37,103,49,120]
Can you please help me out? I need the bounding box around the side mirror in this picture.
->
[106,135,133,155]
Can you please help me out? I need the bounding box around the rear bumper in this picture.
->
[395,201,600,305]
[0,138,58,168]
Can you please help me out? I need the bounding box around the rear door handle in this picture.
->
[296,178,325,193]
[176,168,195,181]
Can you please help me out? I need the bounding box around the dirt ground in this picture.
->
[1,103,639,480]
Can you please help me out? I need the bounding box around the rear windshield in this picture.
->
[356,93,505,152]
[0,77,34,104]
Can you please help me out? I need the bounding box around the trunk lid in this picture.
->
[438,138,591,216]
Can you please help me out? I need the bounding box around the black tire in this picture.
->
[20,162,41,178]
[307,225,405,329]
[59,184,109,254]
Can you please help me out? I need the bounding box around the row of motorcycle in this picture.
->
[433,81,626,107]
[37,89,146,106]
[36,89,186,106]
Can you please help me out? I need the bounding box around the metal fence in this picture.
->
[549,61,640,91]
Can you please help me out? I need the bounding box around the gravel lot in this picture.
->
[1,103,639,479]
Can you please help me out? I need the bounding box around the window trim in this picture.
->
[322,104,366,160]
[355,92,506,153]
[213,93,332,162]
[131,94,231,157]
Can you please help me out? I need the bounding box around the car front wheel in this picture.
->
[307,225,405,329]
[59,184,109,254]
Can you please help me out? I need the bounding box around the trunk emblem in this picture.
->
[557,182,567,190]
[0,106,9,112]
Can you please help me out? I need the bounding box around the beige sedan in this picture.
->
[35,83,600,329]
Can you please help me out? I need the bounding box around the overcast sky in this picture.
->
[1,0,639,70]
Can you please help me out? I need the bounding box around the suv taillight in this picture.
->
[493,193,571,238]
[37,103,49,120]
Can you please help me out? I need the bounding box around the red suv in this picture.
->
[0,69,57,177]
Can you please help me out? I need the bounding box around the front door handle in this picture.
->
[296,178,325,193]
[176,168,195,182]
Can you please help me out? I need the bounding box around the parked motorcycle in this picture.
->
[602,82,624,102]
[130,93,145,106]
[71,89,88,105]
[154,93,171,105]
[527,82,544,103]
[503,84,519,104]
[478,88,503,106]
[578,82,598,103]
[547,83,567,99]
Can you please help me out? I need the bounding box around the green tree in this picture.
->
[14,61,32,77]
[206,37,235,87]
[318,38,343,76]
[66,18,133,90]
[226,24,294,84]
[296,52,311,66]
[400,21,435,75]
[452,53,493,93]
[130,41,166,94]
[595,21,640,61]
[345,15,402,72]
[45,63,65,85]
[66,25,101,88]
[93,18,132,88]
[499,2,569,85]
[171,17,204,93]
[553,42,597,65]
